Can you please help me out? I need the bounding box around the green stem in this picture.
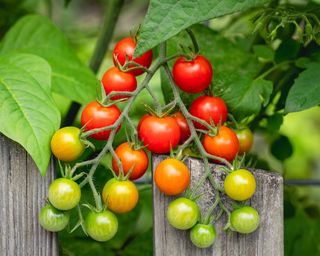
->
[186,28,199,54]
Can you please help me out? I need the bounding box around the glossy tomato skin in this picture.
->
[138,115,180,154]
[224,169,256,201]
[154,158,190,196]
[173,112,191,143]
[48,178,81,211]
[112,142,148,180]
[236,128,254,154]
[81,101,121,140]
[173,55,212,93]
[202,126,240,162]
[112,37,153,76]
[39,204,70,232]
[101,67,137,100]
[102,178,139,213]
[85,210,118,242]
[190,224,216,248]
[189,96,228,129]
[230,206,260,234]
[167,198,200,230]
[51,127,85,162]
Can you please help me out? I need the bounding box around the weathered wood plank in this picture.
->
[153,155,283,256]
[0,134,59,256]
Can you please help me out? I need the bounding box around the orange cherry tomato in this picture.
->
[154,158,190,196]
[112,142,149,180]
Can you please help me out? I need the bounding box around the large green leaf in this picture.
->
[135,0,270,56]
[0,53,60,175]
[162,25,272,120]
[0,15,98,104]
[285,62,320,113]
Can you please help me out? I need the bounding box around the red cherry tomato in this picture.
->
[189,96,228,129]
[202,126,240,162]
[172,55,213,93]
[101,67,137,100]
[173,112,191,144]
[138,115,180,154]
[81,101,121,140]
[112,142,149,180]
[112,37,153,76]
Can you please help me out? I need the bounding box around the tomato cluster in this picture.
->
[42,32,260,248]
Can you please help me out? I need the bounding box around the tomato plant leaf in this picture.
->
[162,24,272,120]
[134,0,270,57]
[0,53,60,175]
[285,62,320,113]
[0,14,98,104]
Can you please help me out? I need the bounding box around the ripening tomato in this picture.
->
[230,206,260,234]
[85,210,118,242]
[202,126,239,162]
[39,204,70,232]
[102,178,139,213]
[112,37,153,76]
[224,169,256,201]
[51,127,85,162]
[81,101,121,140]
[138,115,180,153]
[101,67,137,100]
[236,128,254,154]
[173,112,191,143]
[48,178,81,211]
[154,158,190,196]
[172,55,213,93]
[189,96,228,129]
[112,142,149,180]
[167,197,200,230]
[190,224,216,248]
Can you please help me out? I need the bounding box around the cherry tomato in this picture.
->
[85,210,118,242]
[51,127,85,162]
[230,206,260,234]
[224,169,256,201]
[39,204,70,232]
[48,178,81,211]
[236,128,254,154]
[190,224,216,248]
[173,112,191,143]
[173,55,212,93]
[138,115,180,154]
[112,37,153,76]
[102,178,139,213]
[167,197,200,230]
[81,101,121,140]
[101,67,137,100]
[112,142,148,180]
[154,158,190,196]
[189,96,228,129]
[202,126,240,162]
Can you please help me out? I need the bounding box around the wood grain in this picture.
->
[0,135,59,256]
[153,155,283,256]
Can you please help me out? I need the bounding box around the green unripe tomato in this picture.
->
[48,178,81,211]
[39,204,69,232]
[85,210,118,242]
[230,206,260,234]
[167,197,200,230]
[190,224,216,248]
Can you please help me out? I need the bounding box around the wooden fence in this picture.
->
[0,136,283,256]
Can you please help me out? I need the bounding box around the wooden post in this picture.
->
[152,155,283,256]
[0,135,59,256]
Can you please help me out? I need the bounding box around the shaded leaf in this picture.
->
[135,0,270,56]
[0,15,98,104]
[0,53,60,175]
[270,135,293,161]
